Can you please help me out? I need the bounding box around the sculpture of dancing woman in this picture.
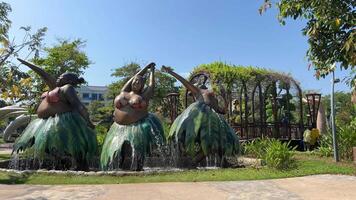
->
[161,66,239,167]
[13,58,98,170]
[100,63,165,171]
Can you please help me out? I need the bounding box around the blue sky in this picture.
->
[6,0,351,95]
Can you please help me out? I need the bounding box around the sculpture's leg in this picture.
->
[135,153,144,171]
[193,149,206,167]
[76,156,89,171]
[120,141,133,170]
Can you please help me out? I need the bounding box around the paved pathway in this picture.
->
[0,174,355,200]
[0,143,12,155]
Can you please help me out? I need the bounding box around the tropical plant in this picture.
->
[243,137,271,159]
[265,140,296,169]
[87,101,113,124]
[260,0,355,89]
[243,137,296,169]
[95,124,109,153]
[0,2,47,104]
[317,118,356,160]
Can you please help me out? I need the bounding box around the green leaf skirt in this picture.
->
[168,101,239,157]
[13,112,98,167]
[100,113,165,170]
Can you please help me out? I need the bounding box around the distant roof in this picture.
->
[78,85,108,92]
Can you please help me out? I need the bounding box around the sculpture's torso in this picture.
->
[37,87,72,119]
[200,89,215,105]
[197,89,225,114]
[114,91,148,125]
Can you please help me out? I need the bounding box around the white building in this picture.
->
[77,86,109,106]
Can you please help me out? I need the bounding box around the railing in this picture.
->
[231,122,305,141]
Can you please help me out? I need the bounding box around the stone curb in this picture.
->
[0,167,185,176]
[0,157,262,176]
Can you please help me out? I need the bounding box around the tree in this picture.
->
[108,62,178,113]
[261,0,355,88]
[27,39,91,103]
[87,100,113,124]
[107,62,140,99]
[321,92,356,127]
[0,2,47,104]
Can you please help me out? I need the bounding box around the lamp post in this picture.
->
[331,71,340,162]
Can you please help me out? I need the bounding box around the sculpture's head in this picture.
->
[193,82,208,90]
[56,72,85,87]
[131,75,145,93]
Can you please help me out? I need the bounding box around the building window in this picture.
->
[91,93,98,100]
[98,94,104,101]
[83,93,90,100]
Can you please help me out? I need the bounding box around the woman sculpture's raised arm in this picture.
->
[13,58,98,171]
[17,58,56,90]
[161,65,226,114]
[142,66,155,100]
[161,65,200,98]
[121,62,155,92]
[161,65,239,168]
[101,62,165,171]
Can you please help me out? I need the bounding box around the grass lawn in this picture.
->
[0,153,11,161]
[0,152,354,185]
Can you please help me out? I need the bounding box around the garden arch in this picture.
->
[165,62,307,141]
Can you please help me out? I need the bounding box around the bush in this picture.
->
[95,125,108,153]
[265,140,296,170]
[243,137,270,159]
[243,137,296,169]
[317,118,356,160]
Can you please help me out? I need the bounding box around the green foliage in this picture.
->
[0,153,10,161]
[0,2,11,43]
[265,140,296,170]
[0,100,7,131]
[0,2,47,103]
[29,39,90,99]
[1,152,353,184]
[33,39,90,77]
[322,92,356,127]
[317,118,356,160]
[161,119,171,139]
[193,62,276,89]
[265,83,296,123]
[262,0,355,88]
[87,101,113,153]
[0,66,33,103]
[152,70,179,113]
[243,137,271,159]
[244,137,296,169]
[95,124,108,153]
[87,101,114,125]
[107,62,140,99]
[193,62,300,125]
